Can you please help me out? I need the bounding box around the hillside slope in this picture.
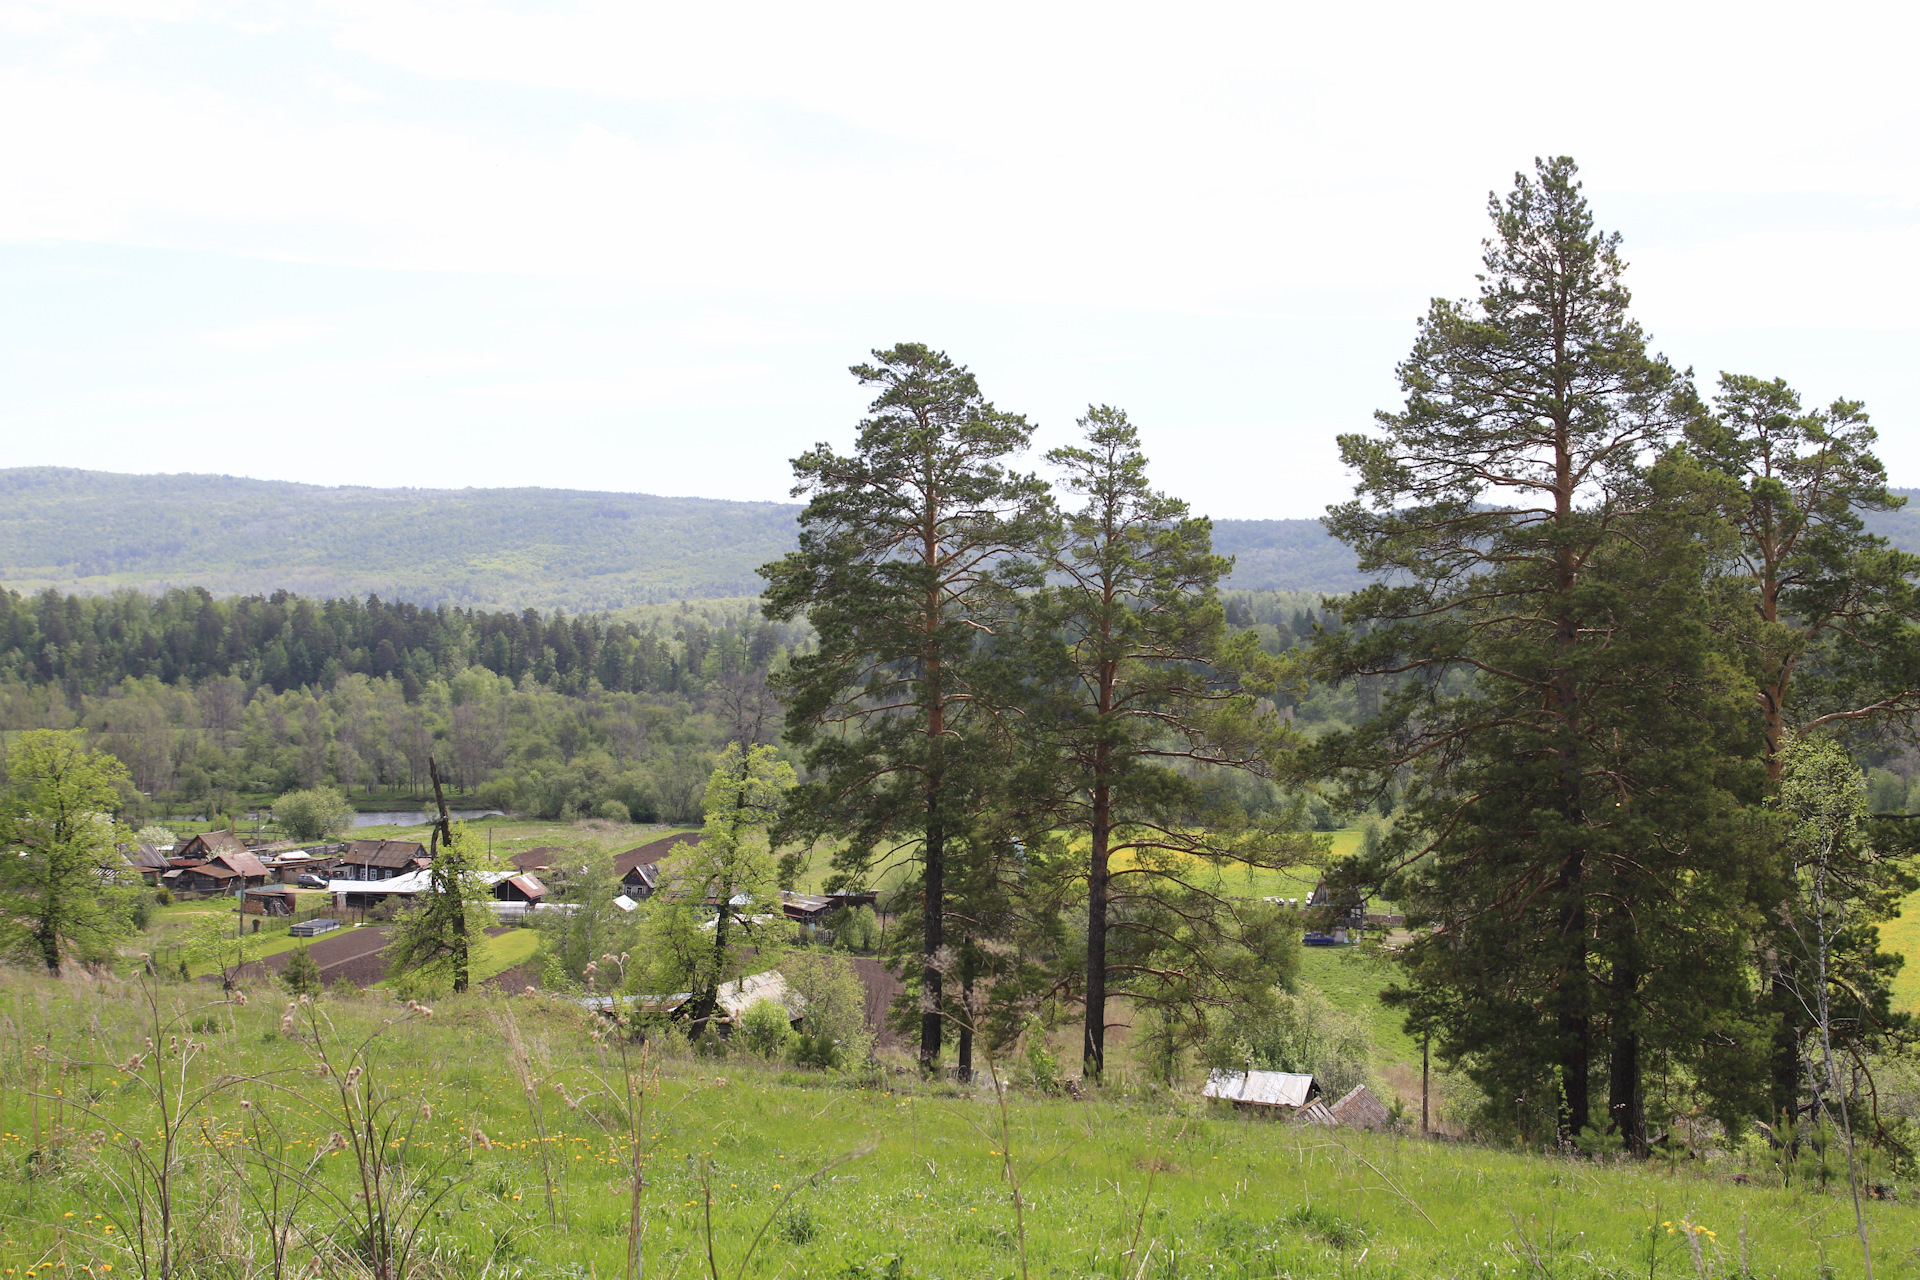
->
[4,469,1915,609]
[0,468,799,611]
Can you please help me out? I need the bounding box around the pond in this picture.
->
[349,809,504,828]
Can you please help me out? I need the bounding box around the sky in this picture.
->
[2,0,1917,519]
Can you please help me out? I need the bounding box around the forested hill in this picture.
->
[0,468,799,611]
[5,469,1918,608]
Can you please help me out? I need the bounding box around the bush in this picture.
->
[790,1031,842,1070]
[1199,983,1373,1098]
[129,894,153,931]
[282,945,323,997]
[134,824,178,849]
[782,951,873,1067]
[595,798,632,824]
[154,887,173,906]
[1023,1035,1061,1094]
[735,997,795,1059]
[273,787,356,842]
[828,905,880,952]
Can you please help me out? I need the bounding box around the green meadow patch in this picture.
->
[0,973,1910,1278]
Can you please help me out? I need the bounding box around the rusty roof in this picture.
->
[215,851,270,878]
[505,874,548,900]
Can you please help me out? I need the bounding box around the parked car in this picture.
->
[296,873,329,889]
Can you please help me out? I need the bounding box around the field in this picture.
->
[0,973,1914,1280]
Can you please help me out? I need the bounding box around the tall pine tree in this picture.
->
[763,344,1051,1072]
[1311,157,1722,1143]
[1033,407,1310,1081]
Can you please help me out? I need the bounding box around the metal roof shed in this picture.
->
[1202,1069,1317,1109]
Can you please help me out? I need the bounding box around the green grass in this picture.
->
[0,973,1909,1278]
[1884,886,1920,1015]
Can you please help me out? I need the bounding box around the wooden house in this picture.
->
[123,843,171,885]
[493,873,549,905]
[162,850,272,895]
[611,834,700,900]
[335,839,429,882]
[176,830,248,861]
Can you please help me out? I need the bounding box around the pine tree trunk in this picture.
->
[1083,775,1110,1081]
[921,791,944,1073]
[958,969,974,1083]
[1608,951,1646,1156]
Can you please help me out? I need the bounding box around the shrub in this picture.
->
[134,823,178,849]
[1199,982,1373,1098]
[595,798,631,824]
[790,1031,842,1070]
[273,787,356,841]
[282,944,323,997]
[828,904,880,952]
[1023,1036,1061,1094]
[782,951,873,1067]
[735,997,795,1059]
[130,894,154,931]
[155,887,173,906]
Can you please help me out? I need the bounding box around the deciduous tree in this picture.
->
[0,729,135,974]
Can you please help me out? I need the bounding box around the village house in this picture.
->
[334,838,430,882]
[175,829,250,861]
[122,843,171,885]
[611,831,702,900]
[162,849,273,896]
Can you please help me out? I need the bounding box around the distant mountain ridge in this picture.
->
[2,469,1915,611]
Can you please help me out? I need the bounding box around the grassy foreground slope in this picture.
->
[0,976,1911,1279]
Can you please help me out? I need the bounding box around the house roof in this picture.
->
[170,863,240,882]
[1202,1069,1316,1108]
[342,839,429,870]
[505,874,548,900]
[180,830,247,857]
[125,844,171,871]
[613,831,703,876]
[621,863,659,890]
[215,851,270,879]
[1328,1084,1393,1130]
[330,869,518,897]
[780,891,834,921]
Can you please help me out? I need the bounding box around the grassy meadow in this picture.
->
[1,972,1915,1280]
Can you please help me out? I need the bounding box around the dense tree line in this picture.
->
[0,596,801,824]
[0,586,793,700]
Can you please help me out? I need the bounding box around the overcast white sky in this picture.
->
[3,0,1917,518]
